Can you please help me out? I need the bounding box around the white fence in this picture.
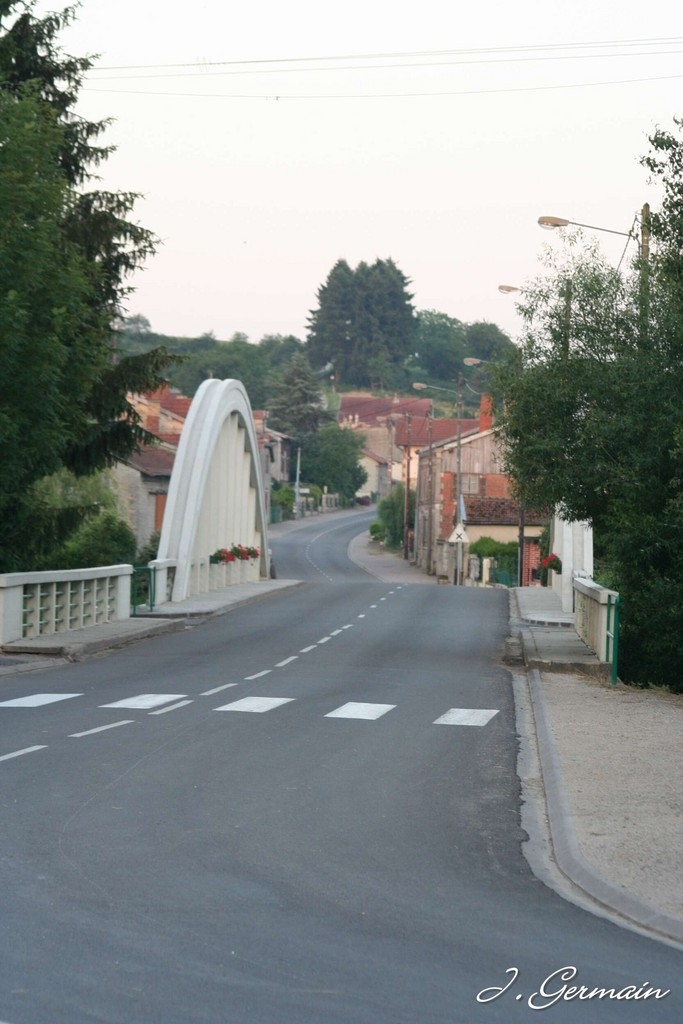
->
[573,577,620,666]
[0,565,132,645]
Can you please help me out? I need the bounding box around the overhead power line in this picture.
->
[83,71,683,102]
[87,35,683,75]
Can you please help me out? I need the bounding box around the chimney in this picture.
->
[479,394,493,432]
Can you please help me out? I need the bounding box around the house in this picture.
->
[412,397,545,583]
[112,443,177,548]
[110,385,192,549]
[394,413,479,495]
[462,496,545,586]
[252,411,294,486]
[338,393,433,484]
[357,449,390,502]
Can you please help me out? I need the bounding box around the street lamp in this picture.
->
[538,205,650,262]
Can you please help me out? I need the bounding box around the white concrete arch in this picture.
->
[157,379,269,602]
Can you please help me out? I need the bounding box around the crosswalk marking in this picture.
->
[433,708,499,727]
[0,688,501,730]
[99,694,186,710]
[215,696,295,713]
[325,702,396,720]
[0,693,82,708]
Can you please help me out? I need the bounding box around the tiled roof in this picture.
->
[156,385,192,418]
[361,449,388,465]
[394,416,479,447]
[338,395,432,426]
[464,496,547,526]
[127,445,176,477]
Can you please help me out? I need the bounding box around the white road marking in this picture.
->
[149,700,193,715]
[0,745,47,762]
[380,597,386,601]
[0,693,81,708]
[276,656,298,667]
[325,702,396,720]
[370,604,377,608]
[330,630,343,636]
[299,645,317,653]
[317,637,331,644]
[244,670,271,680]
[433,708,499,726]
[70,721,134,737]
[358,614,366,619]
[99,694,186,710]
[201,683,238,696]
[342,624,353,630]
[215,696,295,713]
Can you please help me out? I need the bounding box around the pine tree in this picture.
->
[267,353,329,436]
[306,257,416,387]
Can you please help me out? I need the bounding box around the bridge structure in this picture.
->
[0,378,271,645]
[152,378,270,604]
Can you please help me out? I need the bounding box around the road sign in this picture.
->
[448,522,469,544]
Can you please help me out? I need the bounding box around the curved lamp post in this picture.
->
[538,207,650,262]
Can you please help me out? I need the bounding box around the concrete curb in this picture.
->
[527,667,683,945]
[1,581,307,664]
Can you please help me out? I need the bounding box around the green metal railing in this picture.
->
[606,593,620,685]
[131,566,156,616]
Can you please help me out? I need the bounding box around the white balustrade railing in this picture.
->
[0,565,132,645]
[573,576,620,665]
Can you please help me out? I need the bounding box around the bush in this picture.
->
[54,510,137,569]
[470,536,519,582]
[369,521,386,542]
[376,484,414,550]
[136,531,160,565]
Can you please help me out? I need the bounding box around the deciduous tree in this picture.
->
[0,2,175,569]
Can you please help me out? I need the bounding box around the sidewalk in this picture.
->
[2,528,682,947]
[511,585,683,946]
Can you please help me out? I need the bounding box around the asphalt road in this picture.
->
[0,513,680,1023]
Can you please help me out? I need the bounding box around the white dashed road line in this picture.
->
[201,683,238,696]
[276,656,298,667]
[244,670,272,680]
[149,700,194,715]
[70,721,134,738]
[0,745,47,762]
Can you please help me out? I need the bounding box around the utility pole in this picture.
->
[403,415,411,559]
[427,410,433,574]
[294,446,301,519]
[454,372,463,586]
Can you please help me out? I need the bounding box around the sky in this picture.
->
[44,0,683,346]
